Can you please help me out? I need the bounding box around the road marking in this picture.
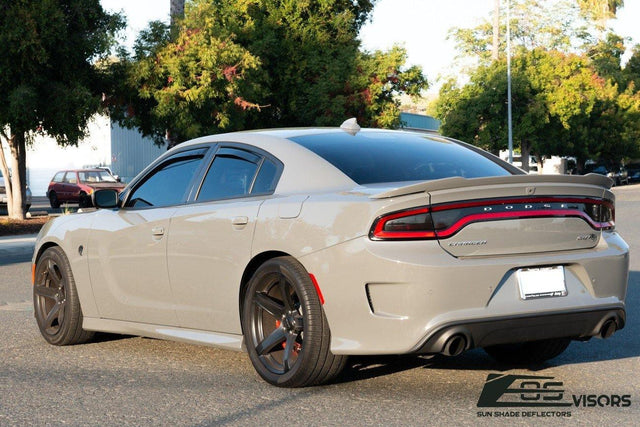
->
[0,301,33,312]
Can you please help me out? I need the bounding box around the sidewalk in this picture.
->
[0,234,37,265]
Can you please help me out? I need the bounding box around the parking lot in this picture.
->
[0,185,638,426]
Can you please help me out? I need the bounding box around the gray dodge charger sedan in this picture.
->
[32,122,629,387]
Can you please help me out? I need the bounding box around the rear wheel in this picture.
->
[242,257,347,387]
[484,338,571,365]
[49,192,60,209]
[33,246,94,345]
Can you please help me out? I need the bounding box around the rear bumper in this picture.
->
[415,306,625,354]
[299,231,629,355]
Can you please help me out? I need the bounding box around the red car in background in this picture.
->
[47,169,126,208]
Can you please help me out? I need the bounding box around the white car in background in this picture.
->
[0,175,32,212]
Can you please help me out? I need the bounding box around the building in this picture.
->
[399,112,440,132]
[21,115,166,196]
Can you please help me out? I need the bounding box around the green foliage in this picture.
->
[110,0,426,144]
[587,33,625,86]
[436,47,640,167]
[0,0,124,218]
[439,0,639,168]
[0,0,124,143]
[348,46,427,128]
[577,0,624,29]
[436,56,549,156]
[449,0,587,65]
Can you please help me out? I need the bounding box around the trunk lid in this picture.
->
[369,174,614,258]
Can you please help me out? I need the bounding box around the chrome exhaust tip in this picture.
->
[600,319,617,339]
[442,334,467,357]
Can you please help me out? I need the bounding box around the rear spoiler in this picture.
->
[370,174,613,200]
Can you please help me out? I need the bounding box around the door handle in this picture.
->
[151,226,165,236]
[232,216,249,226]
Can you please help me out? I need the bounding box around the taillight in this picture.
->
[370,207,436,240]
[370,197,614,241]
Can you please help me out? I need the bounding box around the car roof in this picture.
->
[176,128,365,194]
[55,169,109,173]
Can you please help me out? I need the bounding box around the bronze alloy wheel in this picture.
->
[33,247,94,346]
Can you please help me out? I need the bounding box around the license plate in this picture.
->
[517,266,567,300]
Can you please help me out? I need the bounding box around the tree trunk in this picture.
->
[8,132,26,220]
[520,139,531,173]
[170,0,185,25]
[166,128,180,150]
[0,135,13,217]
[492,0,500,61]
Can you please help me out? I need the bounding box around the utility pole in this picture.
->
[506,0,513,164]
[170,0,185,26]
[167,0,185,149]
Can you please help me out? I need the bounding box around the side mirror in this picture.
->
[114,175,121,182]
[93,189,119,209]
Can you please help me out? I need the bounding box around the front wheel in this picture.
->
[242,257,347,387]
[78,192,92,208]
[484,338,571,365]
[49,192,60,209]
[33,246,94,345]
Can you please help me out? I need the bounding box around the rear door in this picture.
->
[167,146,282,334]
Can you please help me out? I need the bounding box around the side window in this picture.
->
[126,150,206,209]
[197,148,260,202]
[64,172,77,184]
[252,159,279,194]
[52,172,65,183]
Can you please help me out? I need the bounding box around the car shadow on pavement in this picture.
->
[335,270,640,385]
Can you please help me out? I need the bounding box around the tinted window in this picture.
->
[252,159,278,194]
[198,150,259,201]
[291,131,512,185]
[127,152,205,208]
[52,172,65,183]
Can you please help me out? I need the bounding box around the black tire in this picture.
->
[49,192,60,209]
[78,192,92,208]
[484,338,571,365]
[33,246,94,346]
[242,256,347,387]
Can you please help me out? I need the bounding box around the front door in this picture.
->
[87,149,208,325]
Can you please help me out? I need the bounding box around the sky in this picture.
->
[102,0,640,94]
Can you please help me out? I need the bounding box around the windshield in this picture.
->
[78,170,117,183]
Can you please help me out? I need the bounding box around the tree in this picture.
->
[435,54,551,171]
[578,0,624,30]
[587,33,625,86]
[622,44,640,89]
[440,0,639,170]
[435,47,639,170]
[109,2,261,146]
[347,46,427,128]
[0,0,124,219]
[449,0,588,65]
[110,0,426,145]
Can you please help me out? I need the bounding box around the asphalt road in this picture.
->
[1,186,639,426]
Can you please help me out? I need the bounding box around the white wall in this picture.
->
[26,115,112,196]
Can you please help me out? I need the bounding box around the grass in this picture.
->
[0,216,51,237]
